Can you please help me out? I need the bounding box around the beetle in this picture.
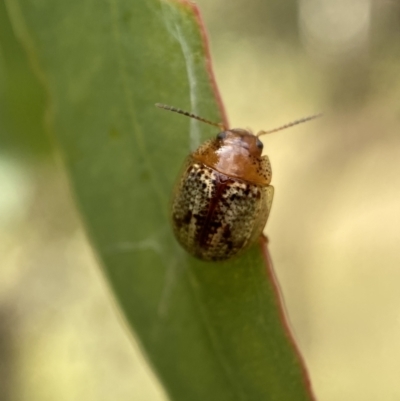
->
[156,103,320,262]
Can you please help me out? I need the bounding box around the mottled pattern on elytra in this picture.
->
[172,158,274,261]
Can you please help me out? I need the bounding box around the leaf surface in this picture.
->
[6,0,315,400]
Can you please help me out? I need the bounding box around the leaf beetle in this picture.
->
[156,103,320,262]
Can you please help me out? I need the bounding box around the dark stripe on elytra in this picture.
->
[197,171,233,249]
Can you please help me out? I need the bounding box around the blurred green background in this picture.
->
[1,0,400,400]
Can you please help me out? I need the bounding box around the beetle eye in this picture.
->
[216,131,227,140]
[256,138,263,149]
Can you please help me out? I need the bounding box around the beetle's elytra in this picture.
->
[156,103,320,262]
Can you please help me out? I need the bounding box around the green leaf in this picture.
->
[0,0,50,156]
[6,0,315,400]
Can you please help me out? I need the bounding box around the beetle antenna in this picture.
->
[156,103,226,130]
[257,113,322,137]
